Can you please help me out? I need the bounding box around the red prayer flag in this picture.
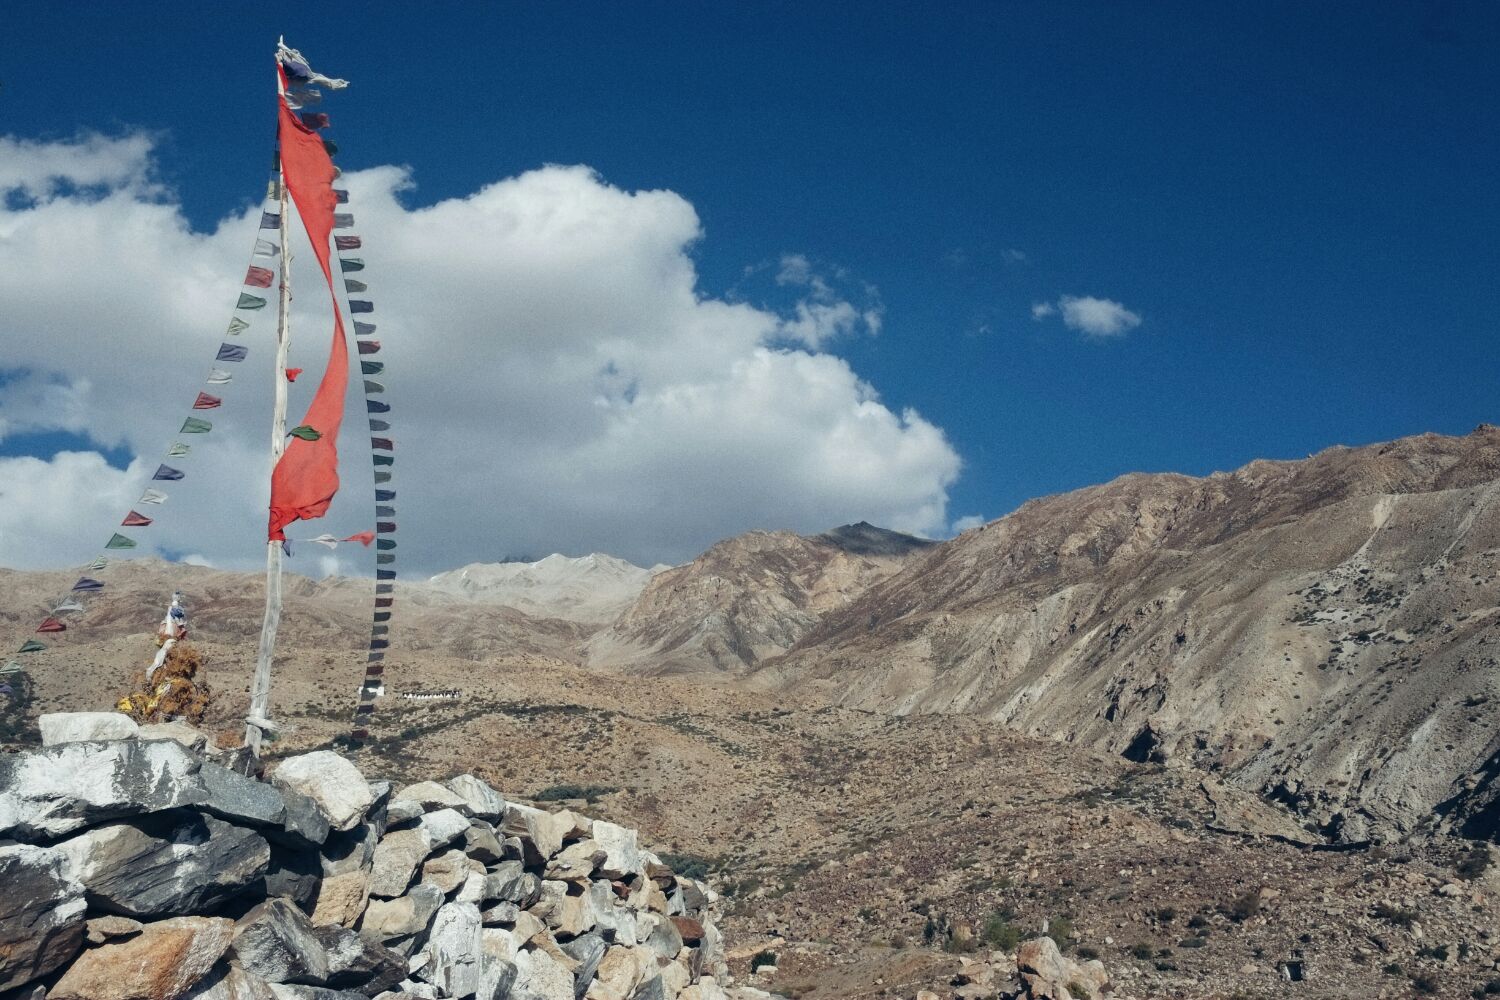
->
[268,65,350,542]
[121,510,152,527]
[342,530,375,546]
[36,617,66,633]
[286,368,303,382]
[193,392,222,409]
[245,265,275,288]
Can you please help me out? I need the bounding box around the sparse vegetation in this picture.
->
[534,783,617,802]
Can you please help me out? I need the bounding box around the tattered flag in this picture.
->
[343,531,375,546]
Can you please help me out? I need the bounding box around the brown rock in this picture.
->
[310,871,369,929]
[85,916,144,945]
[669,916,705,943]
[50,916,234,1000]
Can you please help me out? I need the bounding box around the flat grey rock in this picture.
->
[231,898,331,985]
[0,844,86,991]
[55,809,269,918]
[0,740,209,840]
[201,760,288,828]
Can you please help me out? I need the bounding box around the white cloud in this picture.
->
[1030,295,1141,339]
[0,134,960,572]
[950,514,986,534]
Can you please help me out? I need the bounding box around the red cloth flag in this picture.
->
[268,64,350,541]
[245,265,275,288]
[193,392,221,409]
[286,368,303,382]
[36,617,66,633]
[342,530,375,546]
[121,510,152,527]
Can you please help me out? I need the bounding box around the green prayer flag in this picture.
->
[289,425,321,441]
[167,443,190,457]
[87,556,107,571]
[227,317,249,335]
[236,293,267,310]
[0,660,23,673]
[181,417,212,434]
[18,640,45,653]
[105,533,137,549]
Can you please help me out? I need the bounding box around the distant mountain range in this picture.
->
[5,427,1498,844]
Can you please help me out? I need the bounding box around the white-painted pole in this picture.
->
[246,70,293,757]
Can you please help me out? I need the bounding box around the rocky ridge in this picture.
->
[585,524,933,675]
[754,428,1500,844]
[0,714,745,1000]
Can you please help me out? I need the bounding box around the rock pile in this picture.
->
[0,713,755,1000]
[924,937,1118,1000]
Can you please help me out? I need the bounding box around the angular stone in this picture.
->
[0,844,86,991]
[319,821,378,878]
[513,949,575,1000]
[277,787,332,849]
[585,882,634,947]
[643,917,682,962]
[590,946,654,1000]
[588,823,641,881]
[50,916,234,1000]
[456,871,487,905]
[463,823,506,865]
[480,901,520,926]
[137,722,209,753]
[183,962,278,1000]
[547,841,605,882]
[200,761,288,829]
[394,781,470,814]
[512,912,546,946]
[444,776,506,821]
[384,800,425,825]
[367,827,432,899]
[56,810,270,918]
[478,955,517,1000]
[501,804,572,864]
[311,871,370,928]
[312,924,405,994]
[421,848,474,894]
[482,861,535,904]
[560,933,607,1000]
[359,884,444,944]
[632,975,665,1000]
[659,961,689,999]
[425,902,482,998]
[271,753,373,833]
[86,915,144,945]
[419,808,471,851]
[40,712,140,746]
[0,740,208,840]
[230,898,331,985]
[481,928,522,964]
[669,917,704,944]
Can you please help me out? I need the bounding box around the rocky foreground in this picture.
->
[0,716,1114,1000]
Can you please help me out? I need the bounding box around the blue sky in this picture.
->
[2,2,1499,566]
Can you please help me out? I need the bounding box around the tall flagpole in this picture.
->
[246,58,293,757]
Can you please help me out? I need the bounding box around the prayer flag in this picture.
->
[361,361,384,375]
[18,640,46,653]
[348,299,373,313]
[343,530,375,546]
[36,618,66,633]
[167,443,190,458]
[245,266,274,288]
[345,279,367,293]
[340,257,364,272]
[217,343,248,362]
[237,293,267,310]
[286,368,303,381]
[260,211,281,229]
[122,511,152,527]
[207,369,233,385]
[194,393,222,409]
[227,317,250,335]
[254,239,279,257]
[353,322,376,336]
[336,235,362,250]
[371,437,393,450]
[153,465,185,481]
[289,425,322,441]
[106,533,137,549]
[71,577,105,592]
[181,417,211,433]
[139,489,167,504]
[366,400,389,413]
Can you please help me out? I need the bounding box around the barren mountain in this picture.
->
[753,427,1500,844]
[585,523,934,675]
[425,552,663,624]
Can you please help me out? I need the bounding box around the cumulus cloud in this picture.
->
[1031,294,1141,339]
[0,134,960,572]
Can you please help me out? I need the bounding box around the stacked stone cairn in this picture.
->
[1,713,754,1000]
